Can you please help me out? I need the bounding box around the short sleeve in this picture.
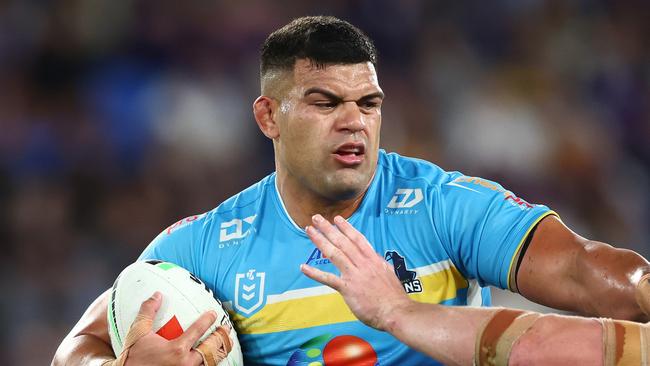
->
[138,214,206,273]
[436,175,555,289]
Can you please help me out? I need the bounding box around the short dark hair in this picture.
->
[260,16,377,76]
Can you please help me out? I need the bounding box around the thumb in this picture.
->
[136,291,163,323]
[122,292,162,349]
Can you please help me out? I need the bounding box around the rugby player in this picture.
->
[53,16,650,365]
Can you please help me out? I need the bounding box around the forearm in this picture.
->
[52,290,115,365]
[385,302,487,366]
[387,301,607,366]
[52,333,115,366]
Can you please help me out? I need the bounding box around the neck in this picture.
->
[275,175,370,229]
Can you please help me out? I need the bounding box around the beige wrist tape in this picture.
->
[636,273,650,318]
[475,309,540,366]
[602,318,650,366]
[195,326,233,366]
[101,313,153,366]
[475,308,650,366]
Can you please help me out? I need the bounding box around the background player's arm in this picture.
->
[516,215,650,321]
[52,290,115,365]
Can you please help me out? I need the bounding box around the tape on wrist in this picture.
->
[602,318,650,366]
[102,313,153,366]
[475,309,541,366]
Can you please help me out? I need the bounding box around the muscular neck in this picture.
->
[275,170,370,229]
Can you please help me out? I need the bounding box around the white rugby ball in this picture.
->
[107,260,243,365]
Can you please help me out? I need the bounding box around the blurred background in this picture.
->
[0,0,648,364]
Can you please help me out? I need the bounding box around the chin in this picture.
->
[321,171,370,201]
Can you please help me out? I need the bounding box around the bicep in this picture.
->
[516,215,588,311]
[515,215,648,318]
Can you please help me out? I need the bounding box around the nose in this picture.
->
[336,101,366,133]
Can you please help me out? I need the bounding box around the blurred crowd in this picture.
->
[0,1,648,364]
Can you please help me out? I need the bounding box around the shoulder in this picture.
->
[213,174,273,218]
[377,150,461,188]
[142,174,274,262]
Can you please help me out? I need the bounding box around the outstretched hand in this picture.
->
[300,214,412,331]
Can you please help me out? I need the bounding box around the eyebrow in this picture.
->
[304,87,385,101]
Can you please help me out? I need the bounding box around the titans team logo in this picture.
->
[385,251,422,293]
[234,269,266,316]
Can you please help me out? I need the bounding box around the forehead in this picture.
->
[291,59,381,96]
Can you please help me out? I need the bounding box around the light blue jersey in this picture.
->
[139,150,554,365]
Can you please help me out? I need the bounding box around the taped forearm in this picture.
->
[475,309,650,366]
[602,318,650,366]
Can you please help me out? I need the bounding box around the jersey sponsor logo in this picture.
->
[504,191,533,209]
[385,188,423,215]
[219,214,257,243]
[234,269,266,316]
[164,214,206,235]
[305,248,331,266]
[387,188,423,208]
[287,333,379,366]
[385,251,422,293]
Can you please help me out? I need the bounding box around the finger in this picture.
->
[333,216,375,258]
[306,225,352,269]
[122,292,162,349]
[188,349,204,365]
[179,310,217,348]
[311,215,351,251]
[196,327,233,366]
[136,291,162,324]
[301,263,344,291]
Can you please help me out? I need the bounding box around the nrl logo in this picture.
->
[234,269,266,316]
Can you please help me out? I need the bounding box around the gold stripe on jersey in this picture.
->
[229,261,468,335]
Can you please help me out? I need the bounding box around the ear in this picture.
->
[253,96,280,139]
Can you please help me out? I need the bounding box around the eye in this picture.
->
[314,101,338,109]
[360,100,381,111]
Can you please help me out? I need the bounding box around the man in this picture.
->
[302,214,650,365]
[53,16,650,365]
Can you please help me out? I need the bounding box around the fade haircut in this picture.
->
[260,16,378,78]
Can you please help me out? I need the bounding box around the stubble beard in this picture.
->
[316,166,371,202]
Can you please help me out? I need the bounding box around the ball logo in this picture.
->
[234,269,266,316]
[156,315,184,340]
[287,334,379,366]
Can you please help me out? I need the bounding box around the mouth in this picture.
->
[332,142,366,166]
